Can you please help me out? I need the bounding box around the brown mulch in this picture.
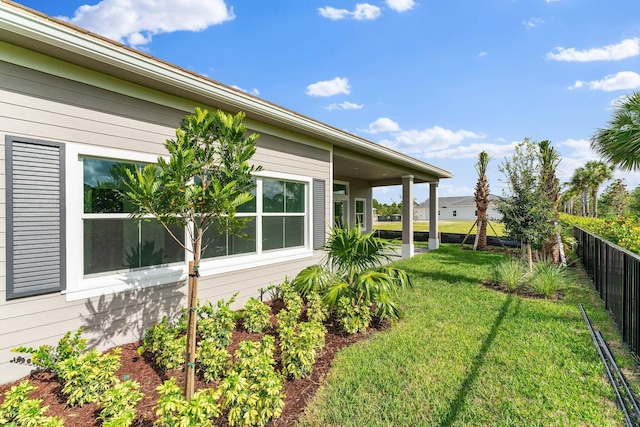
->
[480,280,564,301]
[0,303,388,426]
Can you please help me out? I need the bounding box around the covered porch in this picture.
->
[332,145,452,258]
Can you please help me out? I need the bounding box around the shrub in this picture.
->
[530,262,569,298]
[279,321,326,379]
[57,347,121,406]
[491,258,525,293]
[198,294,238,347]
[305,291,329,324]
[154,377,221,427]
[141,318,186,371]
[0,380,65,427]
[337,296,372,334]
[196,338,232,382]
[98,379,143,427]
[220,336,285,426]
[243,298,272,333]
[11,328,86,376]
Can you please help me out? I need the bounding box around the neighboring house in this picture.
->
[415,195,502,221]
[0,2,452,384]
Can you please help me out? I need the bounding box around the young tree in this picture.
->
[474,151,490,251]
[497,138,554,271]
[124,108,260,399]
[591,91,640,171]
[538,140,561,263]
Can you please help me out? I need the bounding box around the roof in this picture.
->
[416,194,501,209]
[0,0,452,185]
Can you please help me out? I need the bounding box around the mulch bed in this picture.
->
[0,302,389,426]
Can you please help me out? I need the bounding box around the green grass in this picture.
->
[299,245,633,427]
[374,220,505,236]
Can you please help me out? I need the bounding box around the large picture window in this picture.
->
[262,178,306,251]
[82,157,184,276]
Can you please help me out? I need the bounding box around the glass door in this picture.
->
[334,200,346,229]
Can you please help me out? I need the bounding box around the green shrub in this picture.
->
[58,347,121,406]
[491,258,526,293]
[154,377,221,427]
[530,262,569,298]
[197,338,232,382]
[560,213,640,255]
[12,328,86,376]
[242,298,272,333]
[198,294,238,347]
[98,379,143,427]
[0,380,65,427]
[305,291,329,324]
[141,318,186,371]
[220,336,285,426]
[337,296,372,334]
[279,321,326,379]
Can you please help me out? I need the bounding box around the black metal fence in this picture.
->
[575,226,640,359]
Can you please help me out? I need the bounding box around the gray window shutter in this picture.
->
[313,179,326,250]
[6,137,65,299]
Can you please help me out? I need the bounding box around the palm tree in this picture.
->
[474,151,490,251]
[591,91,640,171]
[538,140,561,263]
[569,167,590,216]
[583,160,613,218]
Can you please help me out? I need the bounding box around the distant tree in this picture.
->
[497,138,554,271]
[583,160,613,218]
[599,179,629,217]
[474,151,490,251]
[630,186,640,215]
[569,167,590,216]
[538,140,561,263]
[591,91,640,171]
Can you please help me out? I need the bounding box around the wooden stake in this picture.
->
[184,260,198,400]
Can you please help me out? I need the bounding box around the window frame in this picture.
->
[65,145,314,301]
[355,197,366,230]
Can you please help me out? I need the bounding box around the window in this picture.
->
[453,210,457,217]
[82,157,185,276]
[355,198,366,229]
[262,178,306,251]
[333,182,348,195]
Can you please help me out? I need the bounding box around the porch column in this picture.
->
[429,182,439,250]
[401,175,414,259]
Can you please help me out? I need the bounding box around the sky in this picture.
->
[13,0,640,204]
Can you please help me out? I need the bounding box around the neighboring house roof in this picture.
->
[416,194,501,209]
[0,0,452,186]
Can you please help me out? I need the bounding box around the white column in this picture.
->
[429,182,439,250]
[402,175,414,259]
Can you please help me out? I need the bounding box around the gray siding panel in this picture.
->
[6,138,65,299]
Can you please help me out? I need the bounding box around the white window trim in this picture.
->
[64,144,313,301]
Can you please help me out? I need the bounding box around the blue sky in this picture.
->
[15,0,640,204]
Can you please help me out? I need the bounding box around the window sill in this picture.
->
[199,247,314,277]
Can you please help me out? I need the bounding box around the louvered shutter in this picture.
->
[6,138,65,299]
[313,179,326,250]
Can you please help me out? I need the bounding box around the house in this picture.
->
[415,195,502,221]
[0,1,451,384]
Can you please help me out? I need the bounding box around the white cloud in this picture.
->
[523,17,544,29]
[546,0,560,2]
[378,126,485,155]
[569,71,640,92]
[386,0,416,12]
[423,141,519,160]
[231,85,260,96]
[478,51,488,57]
[546,38,640,62]
[59,0,234,47]
[306,77,351,97]
[325,101,364,110]
[318,3,381,20]
[363,117,400,133]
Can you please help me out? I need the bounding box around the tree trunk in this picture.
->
[526,241,533,274]
[477,217,488,251]
[184,260,198,400]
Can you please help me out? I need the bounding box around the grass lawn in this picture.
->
[374,220,505,236]
[299,244,634,426]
